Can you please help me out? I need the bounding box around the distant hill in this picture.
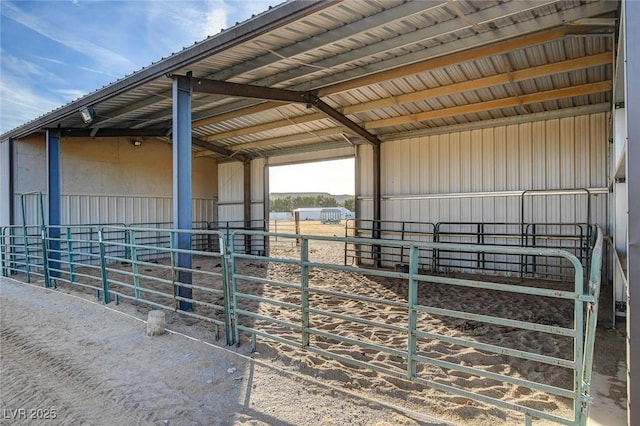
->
[270,192,354,205]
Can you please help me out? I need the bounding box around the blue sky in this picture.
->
[0,0,355,195]
[0,0,278,135]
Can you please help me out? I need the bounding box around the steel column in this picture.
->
[46,130,61,284]
[372,143,382,267]
[8,138,14,227]
[626,1,640,424]
[244,160,252,253]
[263,161,270,255]
[172,76,193,311]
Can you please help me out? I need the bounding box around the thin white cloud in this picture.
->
[1,49,66,85]
[31,55,66,66]
[52,89,87,103]
[77,66,120,78]
[203,2,229,38]
[0,0,283,135]
[0,74,62,134]
[1,1,135,72]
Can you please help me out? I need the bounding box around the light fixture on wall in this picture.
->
[79,106,95,124]
[132,139,142,147]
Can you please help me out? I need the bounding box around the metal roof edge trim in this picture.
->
[1,0,339,142]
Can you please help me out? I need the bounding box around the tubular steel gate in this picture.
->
[0,224,603,425]
[346,219,595,281]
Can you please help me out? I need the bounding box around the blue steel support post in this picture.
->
[173,75,193,311]
[46,129,61,286]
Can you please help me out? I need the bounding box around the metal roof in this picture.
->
[1,0,618,161]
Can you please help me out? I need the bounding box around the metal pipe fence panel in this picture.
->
[99,226,232,344]
[1,222,603,425]
[229,229,603,425]
[346,220,595,281]
[0,225,46,283]
[209,220,267,255]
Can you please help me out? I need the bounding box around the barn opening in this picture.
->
[268,157,355,237]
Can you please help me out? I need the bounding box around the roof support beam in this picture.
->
[60,128,169,137]
[190,76,380,145]
[364,81,612,129]
[203,112,325,141]
[189,26,581,131]
[191,137,249,162]
[199,77,611,150]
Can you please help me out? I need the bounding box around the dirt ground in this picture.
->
[0,220,627,425]
[0,277,444,426]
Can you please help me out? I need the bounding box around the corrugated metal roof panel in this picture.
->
[3,0,617,161]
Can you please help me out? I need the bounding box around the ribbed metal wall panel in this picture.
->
[252,158,265,222]
[357,112,608,227]
[217,158,267,227]
[218,205,244,225]
[218,162,244,223]
[357,145,374,198]
[0,141,10,227]
[12,194,215,226]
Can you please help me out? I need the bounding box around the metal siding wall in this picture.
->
[59,195,215,225]
[356,145,374,222]
[218,205,244,224]
[356,112,608,228]
[252,158,265,221]
[218,162,244,223]
[0,141,10,226]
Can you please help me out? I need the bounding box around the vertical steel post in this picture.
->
[130,229,140,300]
[8,139,14,228]
[407,245,419,379]
[229,238,241,346]
[574,262,586,425]
[244,160,252,254]
[172,75,193,311]
[219,236,234,346]
[46,130,61,286]
[372,143,382,267]
[99,229,110,304]
[20,196,31,282]
[66,227,75,284]
[301,238,310,347]
[263,163,269,255]
[626,1,640,424]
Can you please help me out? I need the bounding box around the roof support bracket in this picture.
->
[188,76,380,146]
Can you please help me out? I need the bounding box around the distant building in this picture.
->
[293,207,354,221]
[269,211,293,221]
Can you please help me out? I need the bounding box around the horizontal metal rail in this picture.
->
[346,220,595,280]
[229,229,602,425]
[1,223,603,425]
